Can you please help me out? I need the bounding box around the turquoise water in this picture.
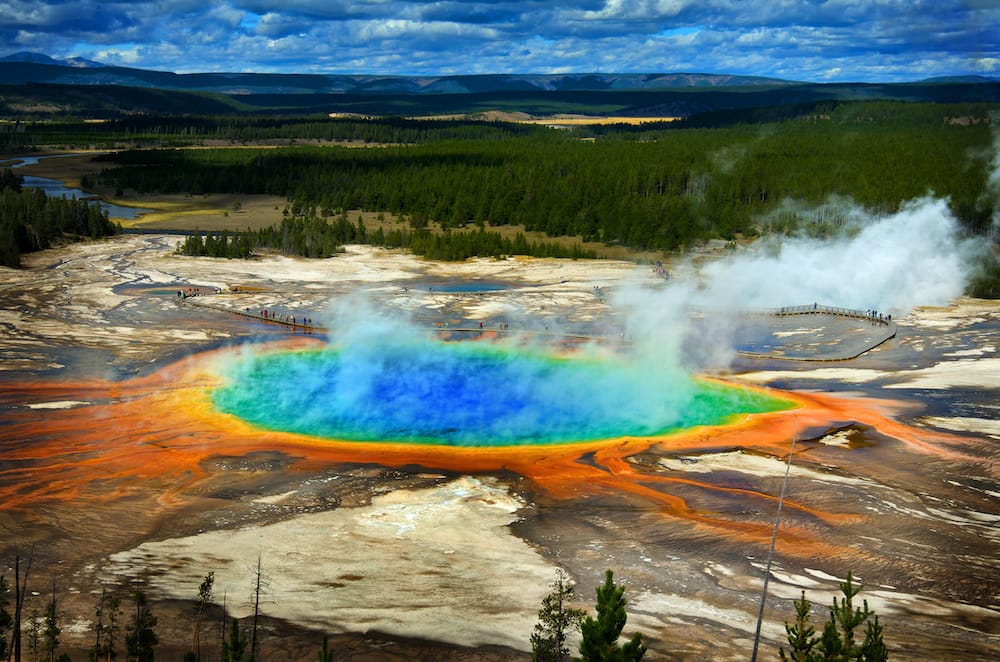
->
[213,342,791,446]
[419,280,512,292]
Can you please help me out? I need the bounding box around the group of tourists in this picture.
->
[774,304,893,325]
[245,308,314,327]
[177,283,319,330]
[437,320,512,330]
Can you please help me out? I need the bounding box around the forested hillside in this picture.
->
[89,102,996,252]
[11,114,548,150]
[0,68,996,118]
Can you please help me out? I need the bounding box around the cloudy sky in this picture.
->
[1,0,997,81]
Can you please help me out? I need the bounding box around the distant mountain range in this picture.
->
[1,51,105,69]
[3,51,997,97]
[0,51,997,118]
[0,52,809,95]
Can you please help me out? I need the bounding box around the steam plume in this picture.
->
[613,189,990,371]
[696,196,979,313]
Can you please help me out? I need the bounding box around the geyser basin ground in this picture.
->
[212,341,793,445]
[2,237,998,660]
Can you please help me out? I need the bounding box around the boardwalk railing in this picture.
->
[739,303,897,361]
[177,295,326,332]
[179,291,895,361]
[769,303,893,326]
[178,295,610,341]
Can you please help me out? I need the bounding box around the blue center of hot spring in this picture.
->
[213,342,790,446]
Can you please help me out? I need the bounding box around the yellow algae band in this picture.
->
[212,342,792,447]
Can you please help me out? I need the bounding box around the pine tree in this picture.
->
[779,572,888,661]
[222,617,248,662]
[831,573,868,656]
[0,576,11,661]
[90,586,112,662]
[861,614,889,662]
[101,592,123,662]
[575,570,645,662]
[42,580,60,662]
[779,592,819,661]
[317,635,333,662]
[28,609,42,661]
[531,570,586,662]
[125,589,158,662]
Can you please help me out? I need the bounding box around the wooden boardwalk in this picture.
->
[736,304,897,361]
[179,294,895,360]
[177,294,326,332]
[177,295,611,341]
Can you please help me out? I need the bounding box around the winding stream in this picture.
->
[3,153,151,220]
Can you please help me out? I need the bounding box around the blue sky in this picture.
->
[1,1,997,81]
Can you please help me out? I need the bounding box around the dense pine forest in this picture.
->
[88,102,996,246]
[0,169,119,268]
[5,114,549,150]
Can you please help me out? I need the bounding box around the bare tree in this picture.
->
[190,572,215,662]
[91,586,106,662]
[250,557,263,661]
[12,554,33,662]
[0,575,12,661]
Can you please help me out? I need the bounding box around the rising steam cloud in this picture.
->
[693,196,981,313]
[990,122,1000,239]
[613,168,996,371]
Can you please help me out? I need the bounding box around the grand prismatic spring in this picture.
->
[212,338,792,446]
[1,230,998,661]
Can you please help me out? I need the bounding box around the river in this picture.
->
[3,153,151,220]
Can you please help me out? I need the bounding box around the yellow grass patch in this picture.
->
[417,112,680,126]
[10,151,107,188]
[522,116,680,126]
[119,194,287,231]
